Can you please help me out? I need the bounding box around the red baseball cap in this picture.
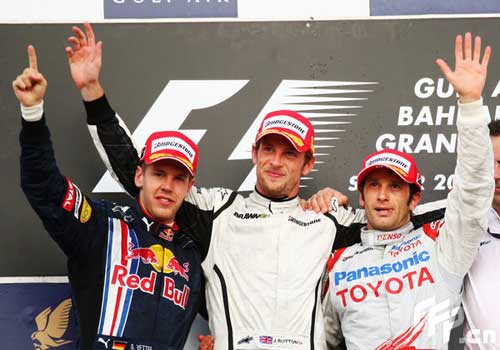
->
[255,110,315,154]
[356,149,422,192]
[140,131,199,176]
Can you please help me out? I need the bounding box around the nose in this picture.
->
[160,175,175,192]
[376,185,389,201]
[495,161,500,181]
[270,151,283,167]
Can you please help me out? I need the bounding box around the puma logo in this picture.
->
[98,337,110,349]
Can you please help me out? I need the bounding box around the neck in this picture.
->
[255,186,297,201]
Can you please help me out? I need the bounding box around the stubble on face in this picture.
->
[360,168,420,231]
[252,134,314,199]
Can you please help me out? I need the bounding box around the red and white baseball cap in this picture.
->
[140,131,199,176]
[356,149,422,192]
[255,110,315,154]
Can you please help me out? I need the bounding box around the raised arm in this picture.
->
[66,22,104,101]
[66,23,140,196]
[433,33,494,279]
[15,46,103,258]
[13,45,46,108]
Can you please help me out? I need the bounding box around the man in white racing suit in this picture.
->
[323,33,494,349]
[65,23,371,350]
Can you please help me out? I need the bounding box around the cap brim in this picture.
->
[356,164,418,192]
[256,128,308,152]
[144,154,195,176]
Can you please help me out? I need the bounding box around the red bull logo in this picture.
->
[123,244,191,281]
[159,227,174,241]
[111,265,190,309]
[112,244,191,308]
[112,266,157,294]
[165,256,190,281]
[163,276,190,309]
[125,242,158,264]
[146,246,191,282]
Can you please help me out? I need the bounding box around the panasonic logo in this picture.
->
[334,250,430,285]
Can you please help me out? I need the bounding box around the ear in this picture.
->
[134,165,144,189]
[408,191,422,212]
[251,144,258,165]
[187,177,195,192]
[301,154,316,176]
[359,192,365,209]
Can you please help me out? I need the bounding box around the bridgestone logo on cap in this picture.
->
[365,153,411,174]
[152,137,195,162]
[263,116,309,139]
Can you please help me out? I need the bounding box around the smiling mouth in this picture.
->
[265,169,284,179]
[156,197,174,206]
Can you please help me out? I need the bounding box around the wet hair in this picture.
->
[488,119,500,137]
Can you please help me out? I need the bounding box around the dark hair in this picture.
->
[488,119,500,137]
[408,184,421,205]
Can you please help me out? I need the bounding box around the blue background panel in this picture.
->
[0,284,77,350]
[104,0,238,19]
[371,0,500,15]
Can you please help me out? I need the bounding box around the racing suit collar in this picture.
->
[254,186,298,202]
[361,222,414,246]
[251,188,299,213]
[132,200,180,241]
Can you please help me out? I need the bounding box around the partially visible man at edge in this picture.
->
[462,119,500,349]
[15,45,208,350]
[65,23,451,350]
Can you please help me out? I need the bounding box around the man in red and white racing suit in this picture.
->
[324,33,494,349]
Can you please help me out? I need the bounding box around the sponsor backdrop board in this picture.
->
[1,19,498,349]
[0,0,366,22]
[3,0,500,22]
[371,0,500,16]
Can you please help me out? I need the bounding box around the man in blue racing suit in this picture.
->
[15,45,208,350]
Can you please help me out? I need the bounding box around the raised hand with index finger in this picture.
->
[66,22,104,101]
[12,45,47,107]
[435,32,491,103]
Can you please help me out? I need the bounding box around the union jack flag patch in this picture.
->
[259,336,273,345]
